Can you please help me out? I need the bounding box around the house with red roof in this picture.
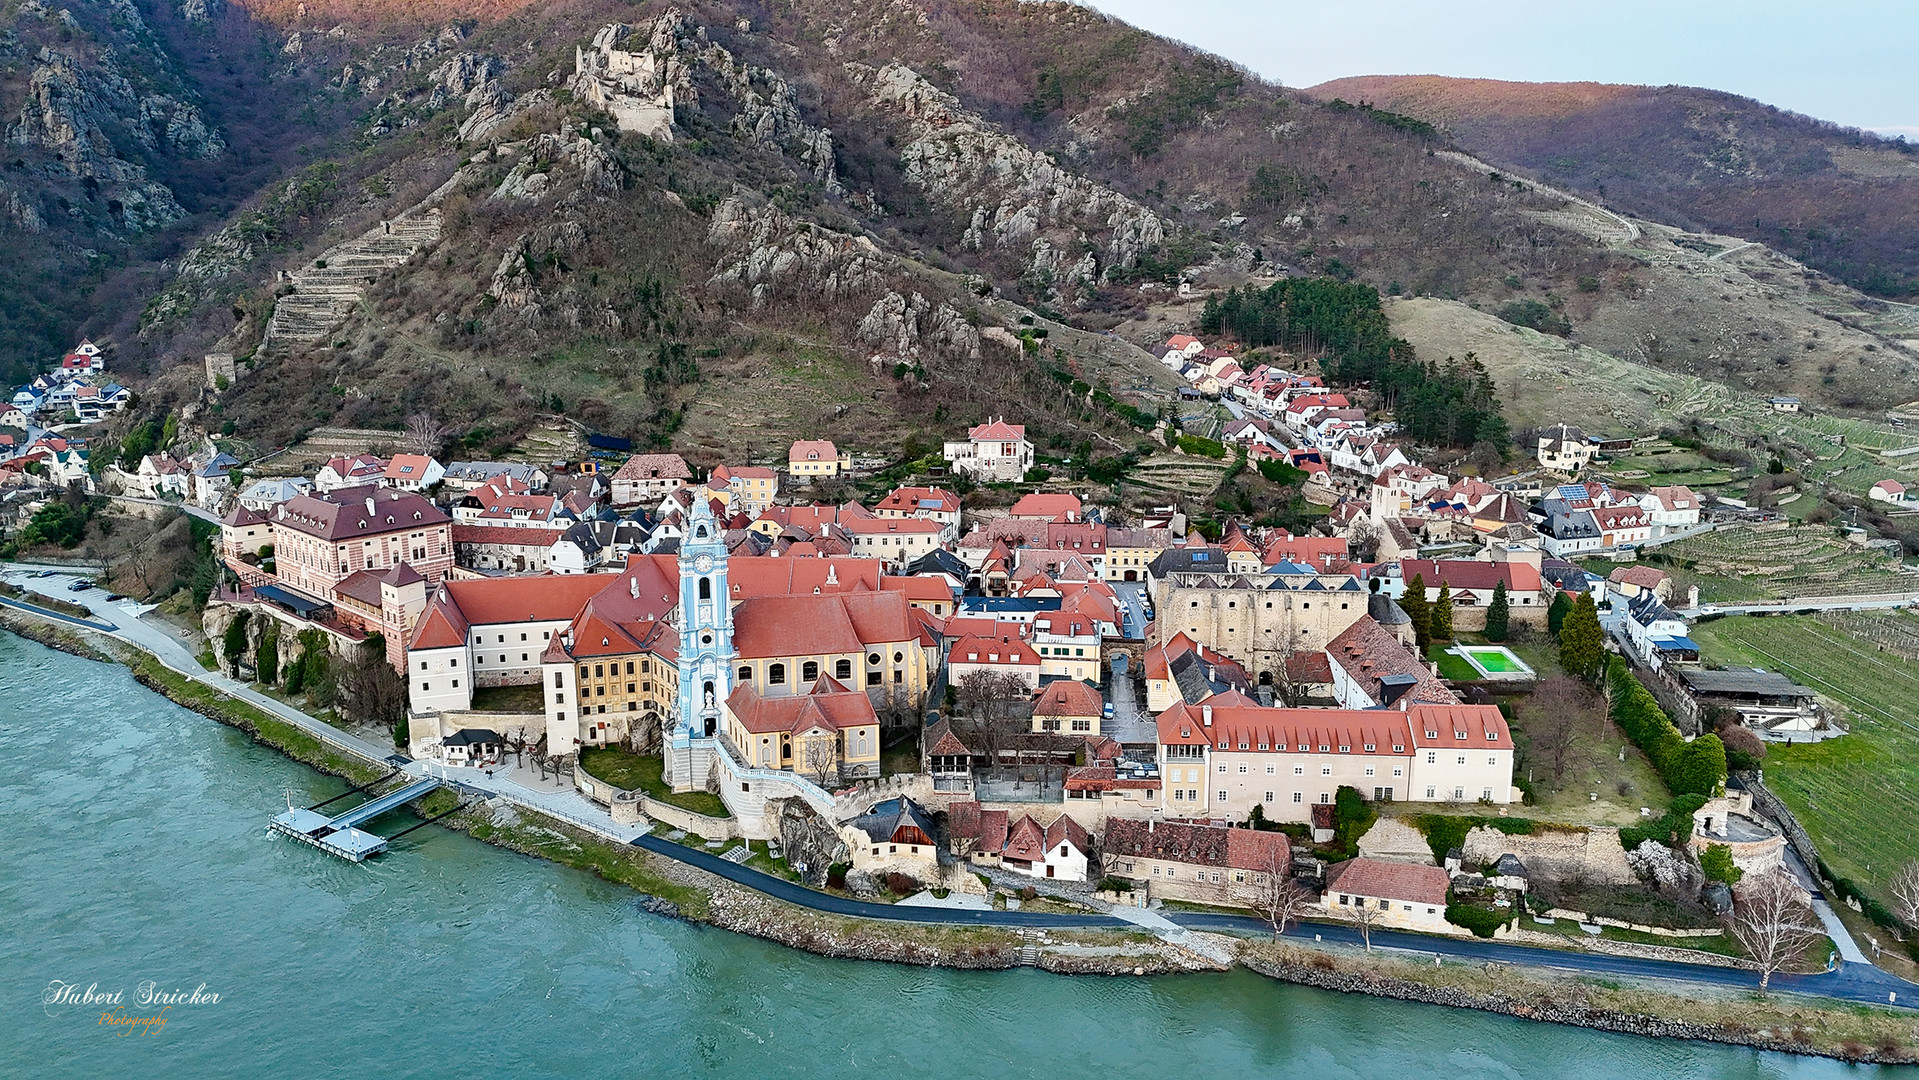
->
[1008,491,1082,521]
[840,514,944,569]
[1153,697,1512,823]
[872,484,961,540]
[948,801,1091,881]
[727,677,880,782]
[1102,818,1290,907]
[944,416,1033,482]
[1031,678,1103,735]
[380,454,445,492]
[707,465,778,515]
[1322,857,1457,934]
[788,439,849,479]
[946,633,1042,694]
[314,454,388,493]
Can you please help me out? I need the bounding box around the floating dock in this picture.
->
[269,777,443,862]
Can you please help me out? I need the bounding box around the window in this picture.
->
[1293,765,1304,776]
[626,662,635,675]
[595,664,605,678]
[1426,752,1437,764]
[1426,786,1436,799]
[1292,792,1302,803]
[420,661,428,671]
[1320,766,1331,776]
[1488,755,1498,766]
[698,577,712,601]
[802,661,819,681]
[1364,767,1375,777]
[1216,790,1227,804]
[836,659,853,679]
[1217,763,1227,773]
[1364,744,1375,753]
[1266,765,1276,774]
[451,679,459,688]
[868,653,881,666]
[579,665,590,678]
[1264,791,1274,802]
[1319,793,1330,804]
[1457,755,1467,765]
[768,663,786,685]
[1237,764,1248,774]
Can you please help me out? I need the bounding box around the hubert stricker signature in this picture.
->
[43,980,221,1035]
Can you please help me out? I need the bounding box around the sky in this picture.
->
[1086,1,1919,137]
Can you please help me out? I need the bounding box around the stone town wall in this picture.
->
[1460,824,1637,886]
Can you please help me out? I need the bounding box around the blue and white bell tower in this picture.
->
[667,496,735,790]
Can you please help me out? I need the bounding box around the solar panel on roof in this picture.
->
[917,498,943,509]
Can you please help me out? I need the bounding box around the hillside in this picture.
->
[5,0,1918,462]
[1308,75,1919,301]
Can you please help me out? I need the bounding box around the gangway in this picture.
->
[267,778,443,862]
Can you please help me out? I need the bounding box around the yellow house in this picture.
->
[789,440,850,479]
[710,465,779,516]
[725,679,881,782]
[1103,526,1177,583]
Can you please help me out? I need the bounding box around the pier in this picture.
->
[268,777,444,862]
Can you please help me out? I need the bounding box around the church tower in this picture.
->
[666,495,735,790]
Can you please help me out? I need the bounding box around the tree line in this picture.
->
[1198,277,1509,450]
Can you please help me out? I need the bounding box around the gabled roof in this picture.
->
[273,485,448,542]
[1325,857,1450,905]
[610,453,691,482]
[1104,818,1289,872]
[1008,492,1082,520]
[967,419,1025,441]
[1033,679,1103,718]
[726,680,878,735]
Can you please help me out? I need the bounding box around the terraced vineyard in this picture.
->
[1122,455,1233,500]
[1688,615,1919,909]
[1653,524,1910,602]
[1818,609,1919,663]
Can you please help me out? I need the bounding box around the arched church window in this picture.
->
[803,661,819,681]
[769,663,787,685]
[699,577,711,601]
[836,659,852,679]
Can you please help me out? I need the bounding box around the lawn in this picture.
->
[1689,614,1919,910]
[1427,644,1480,682]
[880,730,920,777]
[579,748,731,818]
[469,684,547,713]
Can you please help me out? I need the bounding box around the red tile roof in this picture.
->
[1325,857,1450,906]
[950,633,1041,667]
[451,524,564,547]
[1032,679,1103,718]
[875,486,960,515]
[726,680,878,736]
[1398,559,1542,596]
[1104,818,1289,872]
[1155,700,1416,755]
[731,591,917,659]
[967,419,1025,441]
[788,439,840,463]
[1009,492,1082,520]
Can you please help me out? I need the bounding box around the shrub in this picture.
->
[1699,843,1743,886]
[1446,901,1515,938]
[222,611,250,666]
[1332,785,1377,853]
[826,862,851,890]
[884,872,921,896]
[1604,657,1725,797]
[1174,433,1228,459]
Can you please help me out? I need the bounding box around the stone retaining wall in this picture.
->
[1538,909,1724,938]
[1461,825,1636,886]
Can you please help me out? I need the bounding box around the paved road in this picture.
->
[630,835,1125,928]
[104,495,221,524]
[1167,911,1917,1008]
[623,831,1918,1006]
[1679,592,1919,618]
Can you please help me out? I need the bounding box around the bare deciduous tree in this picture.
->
[336,646,409,729]
[803,735,839,789]
[1520,676,1600,787]
[1729,868,1824,991]
[401,412,453,457]
[1255,845,1312,941]
[1349,895,1383,951]
[1890,860,1919,929]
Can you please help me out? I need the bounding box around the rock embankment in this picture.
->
[1240,945,1914,1065]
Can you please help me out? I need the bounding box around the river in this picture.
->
[0,633,1893,1078]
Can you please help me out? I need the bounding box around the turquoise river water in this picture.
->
[0,633,1900,1078]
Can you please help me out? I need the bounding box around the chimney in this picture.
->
[630,576,639,599]
[1201,704,1213,727]
[365,497,377,515]
[1400,696,1411,712]
[1148,819,1155,834]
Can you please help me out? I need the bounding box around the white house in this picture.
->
[1537,423,1595,472]
[1640,484,1703,527]
[381,454,446,492]
[1870,479,1912,505]
[944,417,1033,482]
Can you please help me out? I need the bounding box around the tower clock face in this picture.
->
[694,554,714,574]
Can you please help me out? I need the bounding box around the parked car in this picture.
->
[1102,702,1115,720]
[104,594,125,602]
[35,569,55,578]
[67,580,92,591]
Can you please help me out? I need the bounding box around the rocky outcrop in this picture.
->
[705,194,890,307]
[178,0,223,22]
[4,45,224,234]
[850,61,1165,291]
[772,796,846,887]
[856,290,981,361]
[486,220,588,313]
[489,131,624,201]
[573,14,840,190]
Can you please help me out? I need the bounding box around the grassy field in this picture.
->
[469,684,546,712]
[579,747,730,818]
[1688,615,1919,908]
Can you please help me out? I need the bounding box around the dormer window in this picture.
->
[1338,745,1350,753]
[1393,744,1404,753]
[1318,745,1329,753]
[1486,731,1499,741]
[1455,731,1467,740]
[1364,744,1375,752]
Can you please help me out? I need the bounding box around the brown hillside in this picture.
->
[1304,74,1919,300]
[230,0,542,25]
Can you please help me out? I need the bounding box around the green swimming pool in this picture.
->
[1459,645,1535,679]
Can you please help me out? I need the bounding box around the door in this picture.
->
[1046,864,1055,878]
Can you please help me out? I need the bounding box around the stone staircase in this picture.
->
[260,212,444,356]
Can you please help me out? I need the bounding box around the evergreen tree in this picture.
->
[1431,583,1454,641]
[1558,592,1605,682]
[1401,575,1431,652]
[256,624,279,685]
[1547,591,1573,636]
[1484,581,1511,642]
